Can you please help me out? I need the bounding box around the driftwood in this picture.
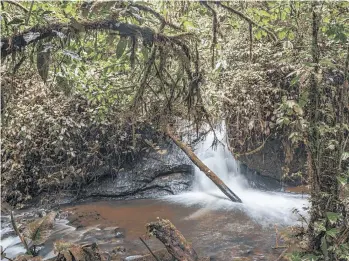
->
[147,219,198,261]
[166,125,242,203]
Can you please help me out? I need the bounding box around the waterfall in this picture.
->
[165,126,309,225]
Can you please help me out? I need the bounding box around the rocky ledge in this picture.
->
[78,142,194,201]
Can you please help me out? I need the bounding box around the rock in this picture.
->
[237,137,306,186]
[80,142,194,200]
[115,228,125,238]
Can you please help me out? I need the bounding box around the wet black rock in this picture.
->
[79,142,194,201]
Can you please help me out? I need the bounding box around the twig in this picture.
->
[130,3,182,31]
[236,134,272,157]
[132,45,157,107]
[3,0,28,13]
[139,237,161,261]
[25,0,34,25]
[272,246,288,249]
[216,2,278,42]
[274,247,289,261]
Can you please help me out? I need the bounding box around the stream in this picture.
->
[1,128,309,260]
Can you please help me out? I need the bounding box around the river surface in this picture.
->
[1,127,309,260]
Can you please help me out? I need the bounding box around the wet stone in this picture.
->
[112,246,126,253]
[115,228,126,238]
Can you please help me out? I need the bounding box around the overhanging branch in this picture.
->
[130,3,182,31]
[216,2,278,42]
[1,19,188,59]
[2,0,29,13]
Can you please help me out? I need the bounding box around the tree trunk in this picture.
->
[166,125,242,203]
[146,219,198,261]
[307,2,348,258]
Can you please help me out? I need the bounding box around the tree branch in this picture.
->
[1,19,189,59]
[130,3,182,31]
[216,2,278,42]
[2,0,28,13]
[25,0,34,25]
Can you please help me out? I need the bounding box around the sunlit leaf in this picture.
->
[326,228,339,238]
[337,176,348,186]
[341,152,349,161]
[326,212,340,224]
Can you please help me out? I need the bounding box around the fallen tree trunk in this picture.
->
[146,219,198,261]
[166,125,242,203]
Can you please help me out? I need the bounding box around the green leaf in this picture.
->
[326,228,339,238]
[115,36,128,59]
[326,212,340,224]
[7,17,24,25]
[255,30,262,40]
[321,236,329,260]
[69,17,85,32]
[183,20,194,31]
[258,10,271,17]
[278,31,287,40]
[290,75,300,86]
[337,176,348,186]
[341,152,349,161]
[141,46,149,61]
[302,254,319,261]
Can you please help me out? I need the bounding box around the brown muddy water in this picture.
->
[60,199,286,260]
[0,199,289,261]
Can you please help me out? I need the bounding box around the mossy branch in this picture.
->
[1,19,189,59]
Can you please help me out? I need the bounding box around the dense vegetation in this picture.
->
[1,1,349,260]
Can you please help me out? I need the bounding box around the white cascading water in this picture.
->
[165,125,309,226]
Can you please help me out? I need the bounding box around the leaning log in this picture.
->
[146,219,198,261]
[165,125,242,203]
